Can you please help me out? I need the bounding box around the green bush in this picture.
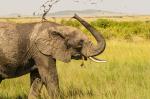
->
[91,19,112,28]
[61,19,81,28]
[60,18,150,40]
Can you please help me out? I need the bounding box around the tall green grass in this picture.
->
[61,19,150,40]
[0,40,150,99]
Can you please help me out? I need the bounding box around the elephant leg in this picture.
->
[30,69,41,85]
[34,53,59,98]
[0,76,3,83]
[28,69,43,99]
[0,79,2,83]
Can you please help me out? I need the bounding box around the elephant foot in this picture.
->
[28,78,43,99]
[47,86,60,99]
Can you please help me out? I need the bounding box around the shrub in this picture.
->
[60,18,150,40]
[61,19,81,28]
[91,19,113,29]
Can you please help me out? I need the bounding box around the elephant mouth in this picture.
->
[71,47,106,62]
[71,53,106,63]
[71,54,82,60]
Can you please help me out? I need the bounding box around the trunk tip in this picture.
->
[73,13,78,19]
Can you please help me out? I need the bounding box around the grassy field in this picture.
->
[0,16,150,99]
[0,40,150,99]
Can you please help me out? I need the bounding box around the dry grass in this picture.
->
[0,15,150,23]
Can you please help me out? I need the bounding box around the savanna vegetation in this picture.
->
[0,16,150,99]
[61,17,150,40]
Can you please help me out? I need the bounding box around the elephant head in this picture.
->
[34,14,106,63]
[73,14,106,62]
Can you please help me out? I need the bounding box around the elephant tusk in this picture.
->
[89,57,107,63]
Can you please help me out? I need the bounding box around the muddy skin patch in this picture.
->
[15,58,35,77]
[0,58,36,78]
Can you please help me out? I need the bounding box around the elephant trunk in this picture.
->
[73,14,106,57]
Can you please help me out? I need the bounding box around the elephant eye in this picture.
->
[51,31,65,39]
[51,31,59,35]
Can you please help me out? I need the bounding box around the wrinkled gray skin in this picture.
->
[0,15,106,98]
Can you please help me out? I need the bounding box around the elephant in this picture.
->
[0,14,106,98]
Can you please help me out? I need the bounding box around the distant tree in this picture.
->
[34,0,101,21]
[33,0,60,21]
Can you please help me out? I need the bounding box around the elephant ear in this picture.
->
[35,30,72,63]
